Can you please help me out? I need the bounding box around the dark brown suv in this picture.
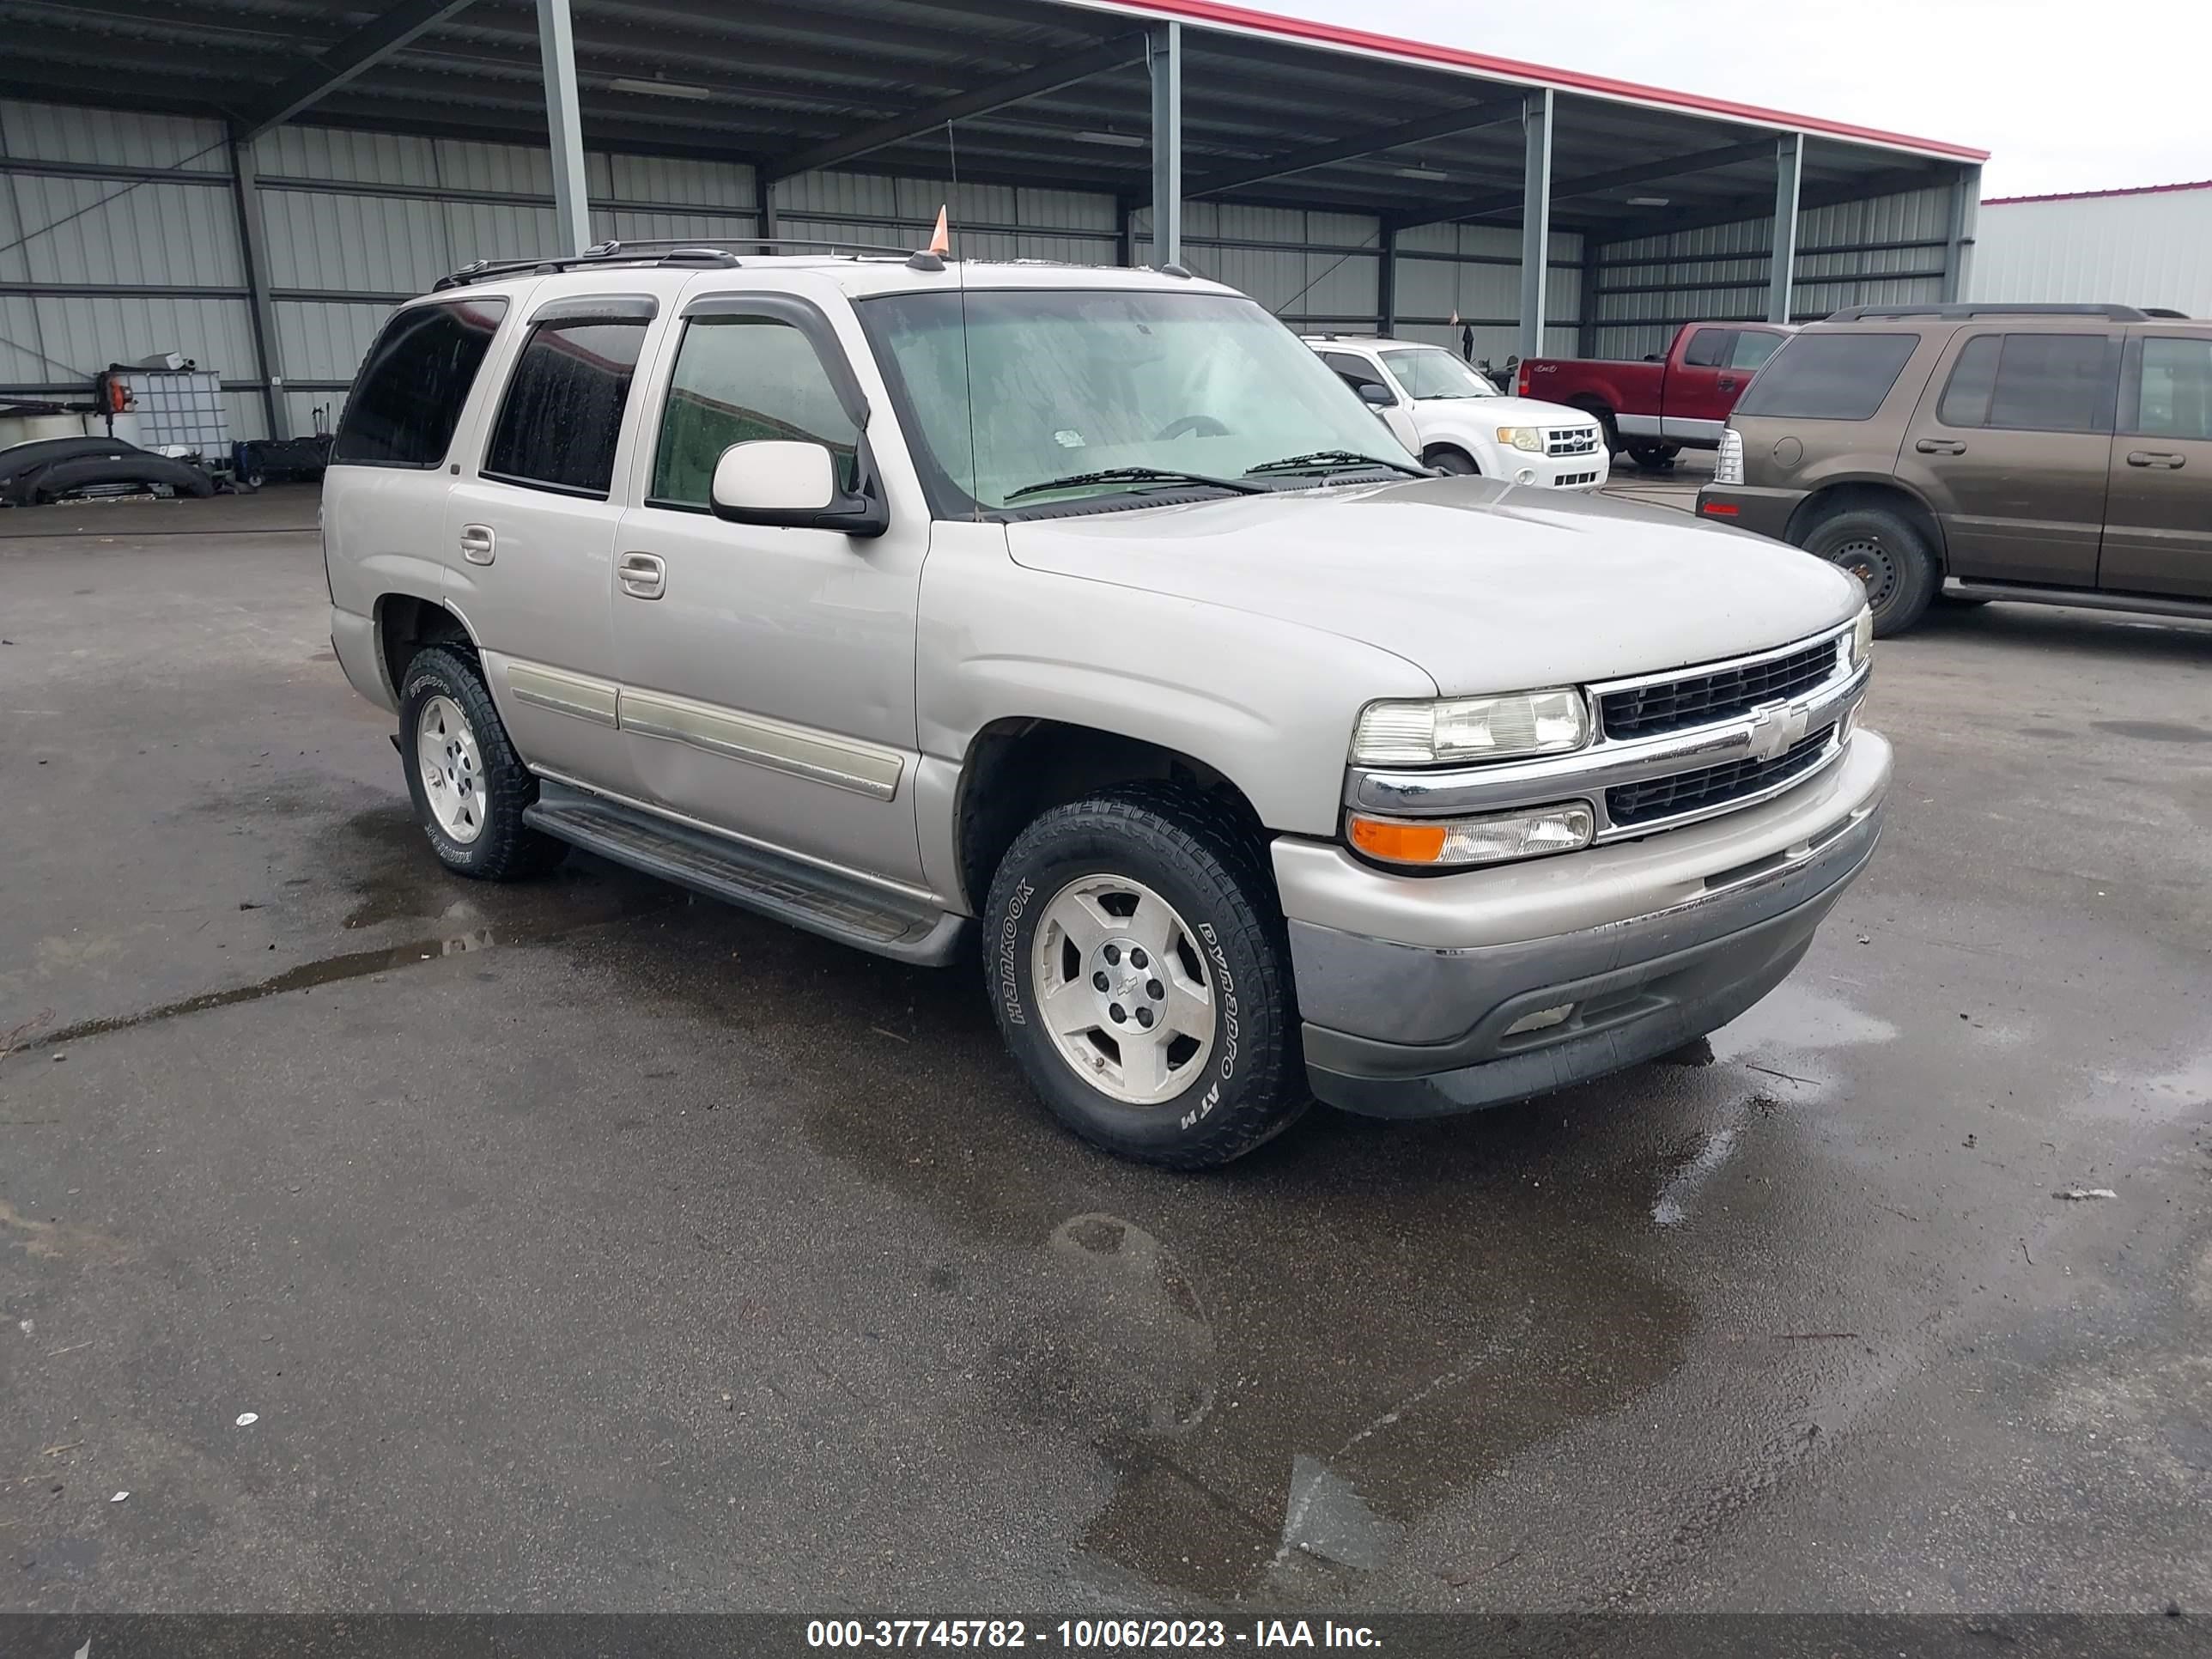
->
[1696,303,2212,635]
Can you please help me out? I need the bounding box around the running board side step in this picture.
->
[523,781,970,967]
[1946,579,2212,622]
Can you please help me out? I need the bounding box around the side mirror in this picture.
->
[709,440,887,538]
[1357,382,1396,409]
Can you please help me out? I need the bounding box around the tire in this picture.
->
[983,781,1306,1170]
[397,645,567,880]
[1799,506,1939,637]
[1580,407,1621,457]
[1425,447,1479,476]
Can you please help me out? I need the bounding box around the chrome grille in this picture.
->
[1607,725,1836,827]
[1601,637,1838,739]
[1545,426,1601,457]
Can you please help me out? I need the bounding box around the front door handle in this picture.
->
[2126,450,2186,469]
[1916,438,1968,455]
[617,551,666,599]
[459,523,495,565]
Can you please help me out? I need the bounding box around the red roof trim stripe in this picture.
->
[1073,0,1989,162]
[1984,179,2212,205]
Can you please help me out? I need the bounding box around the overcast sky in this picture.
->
[1260,0,2204,198]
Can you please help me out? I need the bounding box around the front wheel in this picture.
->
[1424,447,1479,476]
[398,645,567,880]
[983,783,1305,1169]
[1800,507,1939,637]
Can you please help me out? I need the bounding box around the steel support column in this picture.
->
[535,0,590,255]
[757,170,778,255]
[1148,22,1182,267]
[1942,161,1982,301]
[1378,224,1398,335]
[1769,132,1802,324]
[1517,88,1553,360]
[228,129,288,441]
[1115,196,1136,268]
[1577,250,1602,357]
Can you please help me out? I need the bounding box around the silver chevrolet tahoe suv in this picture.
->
[324,241,1890,1169]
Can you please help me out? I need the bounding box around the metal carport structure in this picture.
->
[0,0,1985,441]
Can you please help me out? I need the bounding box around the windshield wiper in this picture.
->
[1243,449,1430,478]
[1003,465,1267,503]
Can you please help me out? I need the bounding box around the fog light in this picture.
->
[1347,802,1594,869]
[1504,1002,1577,1036]
[1515,465,1537,485]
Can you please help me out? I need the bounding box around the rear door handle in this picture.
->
[2126,451,2186,469]
[1717,375,1739,391]
[1916,438,1968,455]
[459,523,495,565]
[617,551,666,599]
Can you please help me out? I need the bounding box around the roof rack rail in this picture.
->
[434,235,923,289]
[1821,301,2153,322]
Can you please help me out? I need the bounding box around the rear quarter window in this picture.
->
[1730,332,1918,422]
[331,298,508,467]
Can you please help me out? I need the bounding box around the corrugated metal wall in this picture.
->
[1394,222,1581,362]
[0,101,267,440]
[1969,188,2212,318]
[1590,185,1952,361]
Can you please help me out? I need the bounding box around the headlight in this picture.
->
[1352,690,1590,766]
[1496,426,1546,453]
[1850,605,1873,666]
[1349,803,1595,869]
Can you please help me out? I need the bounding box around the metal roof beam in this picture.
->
[240,0,483,138]
[0,24,296,80]
[434,9,985,89]
[1594,162,1944,249]
[1186,99,1517,200]
[763,33,1149,183]
[1392,137,1777,231]
[588,0,1073,63]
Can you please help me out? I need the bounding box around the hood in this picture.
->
[1419,394,1597,428]
[1005,477,1862,695]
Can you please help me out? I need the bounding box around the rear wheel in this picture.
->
[398,645,567,880]
[1425,447,1479,476]
[983,782,1305,1169]
[1800,506,1939,637]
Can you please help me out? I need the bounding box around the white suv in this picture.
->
[1306,335,1609,489]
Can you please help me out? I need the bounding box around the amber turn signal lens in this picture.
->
[1347,803,1596,868]
[1348,816,1449,863]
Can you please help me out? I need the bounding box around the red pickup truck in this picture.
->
[1517,322,1795,469]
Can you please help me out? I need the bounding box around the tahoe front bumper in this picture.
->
[1275,728,1891,1118]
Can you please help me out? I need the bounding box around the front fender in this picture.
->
[915,522,1436,841]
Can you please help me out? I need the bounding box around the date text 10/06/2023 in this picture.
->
[805,1620,1383,1649]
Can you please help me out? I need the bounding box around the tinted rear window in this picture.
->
[1731,332,1917,421]
[1936,332,2117,434]
[331,299,507,467]
[1683,329,1731,368]
[483,317,648,496]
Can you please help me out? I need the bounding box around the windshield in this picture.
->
[858,287,1416,512]
[1378,348,1498,400]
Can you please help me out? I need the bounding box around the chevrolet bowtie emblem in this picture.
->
[1745,701,1810,763]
